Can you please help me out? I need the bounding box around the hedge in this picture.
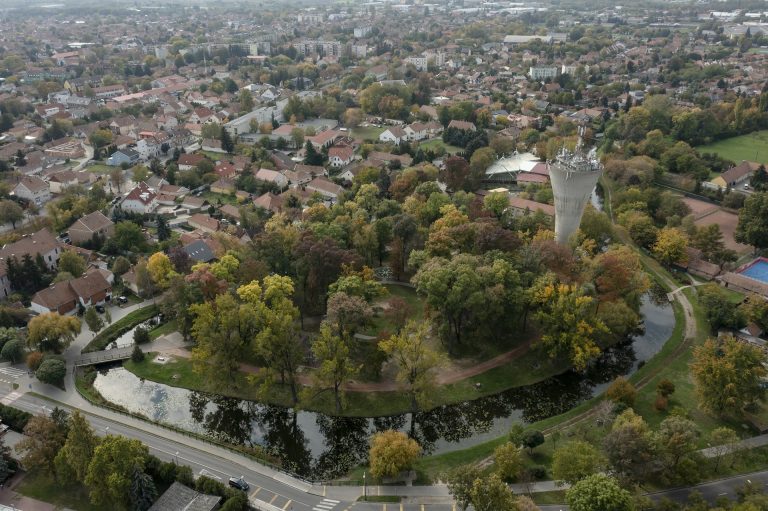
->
[82,305,159,353]
[0,403,32,432]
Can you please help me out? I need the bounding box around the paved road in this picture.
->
[647,470,768,506]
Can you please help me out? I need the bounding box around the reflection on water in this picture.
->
[93,294,674,479]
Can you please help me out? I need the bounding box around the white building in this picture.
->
[529,66,559,80]
[121,182,158,215]
[354,26,373,37]
[405,56,429,72]
[13,176,51,206]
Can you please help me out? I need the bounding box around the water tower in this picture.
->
[548,129,603,244]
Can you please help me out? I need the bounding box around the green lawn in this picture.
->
[86,163,114,174]
[419,138,463,155]
[149,319,178,340]
[351,126,385,141]
[202,191,239,206]
[359,284,425,337]
[16,472,101,511]
[198,150,235,161]
[696,130,768,165]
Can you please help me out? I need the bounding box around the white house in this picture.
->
[379,126,407,145]
[121,182,158,214]
[13,175,51,206]
[328,146,354,168]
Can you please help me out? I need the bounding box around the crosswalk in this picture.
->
[313,498,340,511]
[0,391,22,406]
[0,367,26,378]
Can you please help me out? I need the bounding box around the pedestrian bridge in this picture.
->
[75,346,134,367]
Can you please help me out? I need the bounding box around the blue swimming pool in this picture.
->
[739,259,768,283]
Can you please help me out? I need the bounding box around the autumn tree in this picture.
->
[54,411,99,483]
[369,430,421,479]
[652,227,688,266]
[493,442,523,481]
[16,415,67,476]
[85,436,149,506]
[531,282,608,370]
[0,200,24,229]
[307,323,359,413]
[709,427,739,472]
[326,292,373,340]
[566,474,633,511]
[591,246,649,310]
[656,415,699,476]
[606,376,637,407]
[445,464,482,510]
[379,320,443,412]
[691,337,767,417]
[470,473,519,511]
[552,440,605,486]
[27,312,81,353]
[58,250,86,278]
[603,409,657,485]
[147,252,177,289]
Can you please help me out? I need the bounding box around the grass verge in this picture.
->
[16,472,100,511]
[82,304,159,353]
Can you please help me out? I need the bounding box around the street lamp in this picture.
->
[174,451,179,464]
[105,426,109,435]
[363,471,366,501]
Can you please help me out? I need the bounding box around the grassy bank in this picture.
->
[124,346,571,418]
[82,304,159,353]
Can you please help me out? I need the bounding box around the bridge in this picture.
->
[75,346,135,367]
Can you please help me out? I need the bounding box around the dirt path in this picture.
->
[155,341,532,393]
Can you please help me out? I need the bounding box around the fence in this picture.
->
[72,373,322,486]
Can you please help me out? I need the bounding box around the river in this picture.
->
[92,288,674,480]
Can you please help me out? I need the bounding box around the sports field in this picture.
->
[696,130,768,164]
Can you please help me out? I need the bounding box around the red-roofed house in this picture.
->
[121,182,157,214]
[328,146,354,168]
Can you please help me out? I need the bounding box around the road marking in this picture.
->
[400,505,403,511]
[283,501,292,510]
[719,492,728,496]
[0,391,21,406]
[270,494,279,504]
[0,368,25,378]
[251,487,262,497]
[322,500,339,504]
[315,504,334,510]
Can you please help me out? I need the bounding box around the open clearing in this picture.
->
[696,130,768,164]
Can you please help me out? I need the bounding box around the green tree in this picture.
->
[483,191,509,219]
[470,473,519,511]
[604,409,656,484]
[221,128,235,153]
[16,415,67,476]
[54,411,99,483]
[698,283,743,333]
[129,466,157,511]
[0,200,24,229]
[709,427,739,472]
[493,442,523,481]
[131,344,145,363]
[113,222,148,252]
[110,168,125,193]
[308,323,358,413]
[84,307,104,334]
[304,140,323,166]
[736,192,768,251]
[238,89,254,112]
[1,340,24,363]
[566,474,633,511]
[657,415,699,474]
[132,165,150,184]
[36,359,66,387]
[58,250,86,278]
[552,440,605,486]
[379,320,443,412]
[691,337,767,417]
[27,313,81,353]
[85,436,148,506]
[445,464,482,511]
[369,430,421,479]
[134,326,150,345]
[112,256,131,276]
[521,430,544,454]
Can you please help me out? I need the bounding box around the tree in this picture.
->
[112,222,147,253]
[736,192,768,251]
[131,344,145,363]
[483,192,508,219]
[58,250,86,278]
[445,464,482,510]
[691,337,767,417]
[493,442,523,480]
[657,378,676,398]
[709,427,739,472]
[84,307,104,334]
[85,436,148,506]
[657,415,699,473]
[238,89,254,112]
[291,128,305,149]
[16,415,67,476]
[565,474,633,511]
[147,252,177,289]
[603,409,656,484]
[606,376,637,407]
[552,441,605,486]
[112,256,131,276]
[379,320,443,412]
[693,224,736,265]
[156,216,170,242]
[441,156,471,192]
[36,358,66,387]
[1,340,24,363]
[221,129,235,154]
[521,430,544,454]
[129,466,157,511]
[385,296,412,334]
[304,140,323,166]
[470,473,519,511]
[531,282,608,371]
[109,168,125,193]
[26,351,43,371]
[699,283,743,333]
[134,326,150,345]
[591,246,649,308]
[326,292,373,340]
[134,260,154,298]
[0,200,23,229]
[54,411,98,483]
[308,323,358,413]
[652,227,688,266]
[27,313,81,353]
[369,430,420,479]
[132,165,150,184]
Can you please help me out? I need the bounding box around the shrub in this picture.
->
[131,344,145,363]
[0,340,24,364]
[134,326,150,345]
[654,395,669,412]
[36,359,66,387]
[0,404,31,432]
[606,376,636,407]
[657,378,676,398]
[521,430,545,454]
[26,352,43,371]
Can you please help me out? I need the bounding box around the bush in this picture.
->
[521,430,544,453]
[220,492,249,511]
[131,344,145,363]
[26,351,43,371]
[36,359,66,387]
[0,340,24,364]
[657,378,676,398]
[606,376,636,407]
[83,305,159,353]
[134,326,150,345]
[0,404,31,432]
[529,466,547,480]
[654,395,669,412]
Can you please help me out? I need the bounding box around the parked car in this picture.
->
[95,305,105,313]
[117,296,128,304]
[228,476,249,491]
